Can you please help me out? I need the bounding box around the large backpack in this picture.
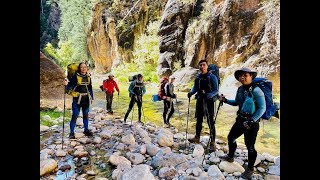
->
[208,64,220,85]
[67,63,78,81]
[158,77,169,100]
[129,74,138,82]
[252,77,279,120]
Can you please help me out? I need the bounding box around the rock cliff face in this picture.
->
[40,2,61,48]
[158,0,280,92]
[40,52,70,109]
[87,0,168,73]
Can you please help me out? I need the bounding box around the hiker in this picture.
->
[187,59,219,152]
[218,67,266,179]
[123,74,146,124]
[102,74,120,114]
[163,76,176,127]
[64,62,94,139]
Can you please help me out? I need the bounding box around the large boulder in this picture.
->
[40,52,70,110]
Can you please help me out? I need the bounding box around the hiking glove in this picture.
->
[243,118,255,129]
[187,92,192,98]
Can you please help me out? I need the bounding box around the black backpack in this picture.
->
[208,64,220,85]
[128,74,138,82]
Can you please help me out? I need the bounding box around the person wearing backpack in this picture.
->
[64,62,94,139]
[163,76,176,127]
[123,74,146,124]
[187,59,219,152]
[102,74,119,114]
[218,67,266,179]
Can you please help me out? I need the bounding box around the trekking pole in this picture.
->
[202,101,211,165]
[62,85,66,150]
[131,105,134,126]
[118,92,120,113]
[175,98,181,118]
[185,97,190,154]
[201,98,223,165]
[141,98,146,126]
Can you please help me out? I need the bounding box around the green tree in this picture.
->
[57,0,93,63]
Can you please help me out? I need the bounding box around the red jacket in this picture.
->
[103,79,119,94]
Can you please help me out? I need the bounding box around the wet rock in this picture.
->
[40,159,57,176]
[126,152,145,165]
[140,144,147,155]
[100,130,112,139]
[157,128,174,147]
[76,118,84,126]
[59,164,71,171]
[265,174,280,180]
[192,144,204,157]
[122,133,136,145]
[274,156,280,167]
[109,154,131,166]
[234,158,244,166]
[159,166,177,178]
[93,136,102,144]
[257,167,265,173]
[40,125,50,132]
[74,132,84,139]
[151,152,187,168]
[267,165,280,176]
[55,149,67,157]
[121,164,155,180]
[90,150,96,156]
[40,152,48,160]
[74,150,88,157]
[262,153,275,162]
[233,172,241,177]
[70,141,78,147]
[218,161,245,173]
[112,169,123,180]
[78,137,91,144]
[86,170,96,176]
[209,157,220,163]
[146,144,160,156]
[99,163,106,170]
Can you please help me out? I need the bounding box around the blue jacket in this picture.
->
[190,73,219,99]
[226,85,266,122]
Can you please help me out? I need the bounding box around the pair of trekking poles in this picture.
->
[130,95,146,126]
[184,94,224,165]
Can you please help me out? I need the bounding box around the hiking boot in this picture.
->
[188,136,200,144]
[138,120,144,126]
[240,168,253,179]
[163,123,170,128]
[209,142,216,152]
[83,130,93,137]
[69,133,75,139]
[219,155,234,162]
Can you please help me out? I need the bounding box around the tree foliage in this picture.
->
[113,20,160,83]
[57,0,93,63]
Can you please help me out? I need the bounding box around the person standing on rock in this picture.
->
[123,74,146,124]
[163,76,176,128]
[64,62,94,139]
[218,68,266,179]
[187,59,219,152]
[102,74,120,114]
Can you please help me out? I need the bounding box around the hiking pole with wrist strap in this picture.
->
[185,97,191,154]
[118,91,120,113]
[62,85,66,150]
[141,95,146,126]
[202,99,211,166]
[175,98,181,118]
